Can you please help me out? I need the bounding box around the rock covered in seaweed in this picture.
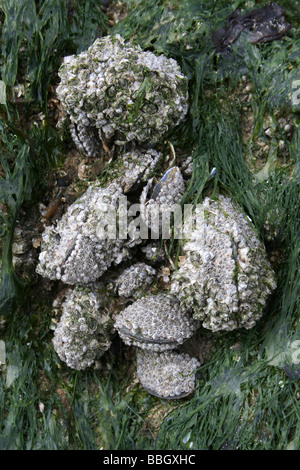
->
[36,182,132,284]
[52,285,113,370]
[115,262,156,298]
[171,195,277,332]
[114,293,199,351]
[57,34,188,155]
[136,349,200,399]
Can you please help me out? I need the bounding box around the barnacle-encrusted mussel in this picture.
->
[56,34,189,156]
[115,262,156,299]
[111,148,163,193]
[52,285,113,370]
[136,350,200,399]
[140,166,186,237]
[36,182,133,284]
[171,195,277,332]
[114,293,199,351]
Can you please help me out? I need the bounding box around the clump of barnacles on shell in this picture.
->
[36,35,276,399]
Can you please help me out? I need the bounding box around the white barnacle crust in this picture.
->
[115,262,156,298]
[56,34,188,155]
[111,148,163,193]
[114,293,199,351]
[171,195,277,332]
[136,350,200,399]
[180,155,193,178]
[52,285,113,370]
[140,166,186,237]
[36,182,133,284]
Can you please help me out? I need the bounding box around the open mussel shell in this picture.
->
[117,326,179,351]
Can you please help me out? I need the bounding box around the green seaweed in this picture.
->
[0,108,65,316]
[0,0,109,107]
[0,0,109,316]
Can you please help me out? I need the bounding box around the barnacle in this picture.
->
[171,195,277,331]
[36,182,134,284]
[141,241,166,262]
[140,166,186,237]
[111,148,163,193]
[180,155,193,178]
[57,34,188,156]
[52,285,113,370]
[114,293,199,351]
[115,262,156,298]
[136,349,200,399]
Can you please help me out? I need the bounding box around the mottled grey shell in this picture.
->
[136,350,200,399]
[111,148,163,193]
[57,35,188,155]
[52,285,113,370]
[140,166,186,237]
[114,293,199,351]
[171,195,277,332]
[115,262,156,298]
[36,182,133,284]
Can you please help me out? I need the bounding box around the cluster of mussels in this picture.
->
[36,35,277,399]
